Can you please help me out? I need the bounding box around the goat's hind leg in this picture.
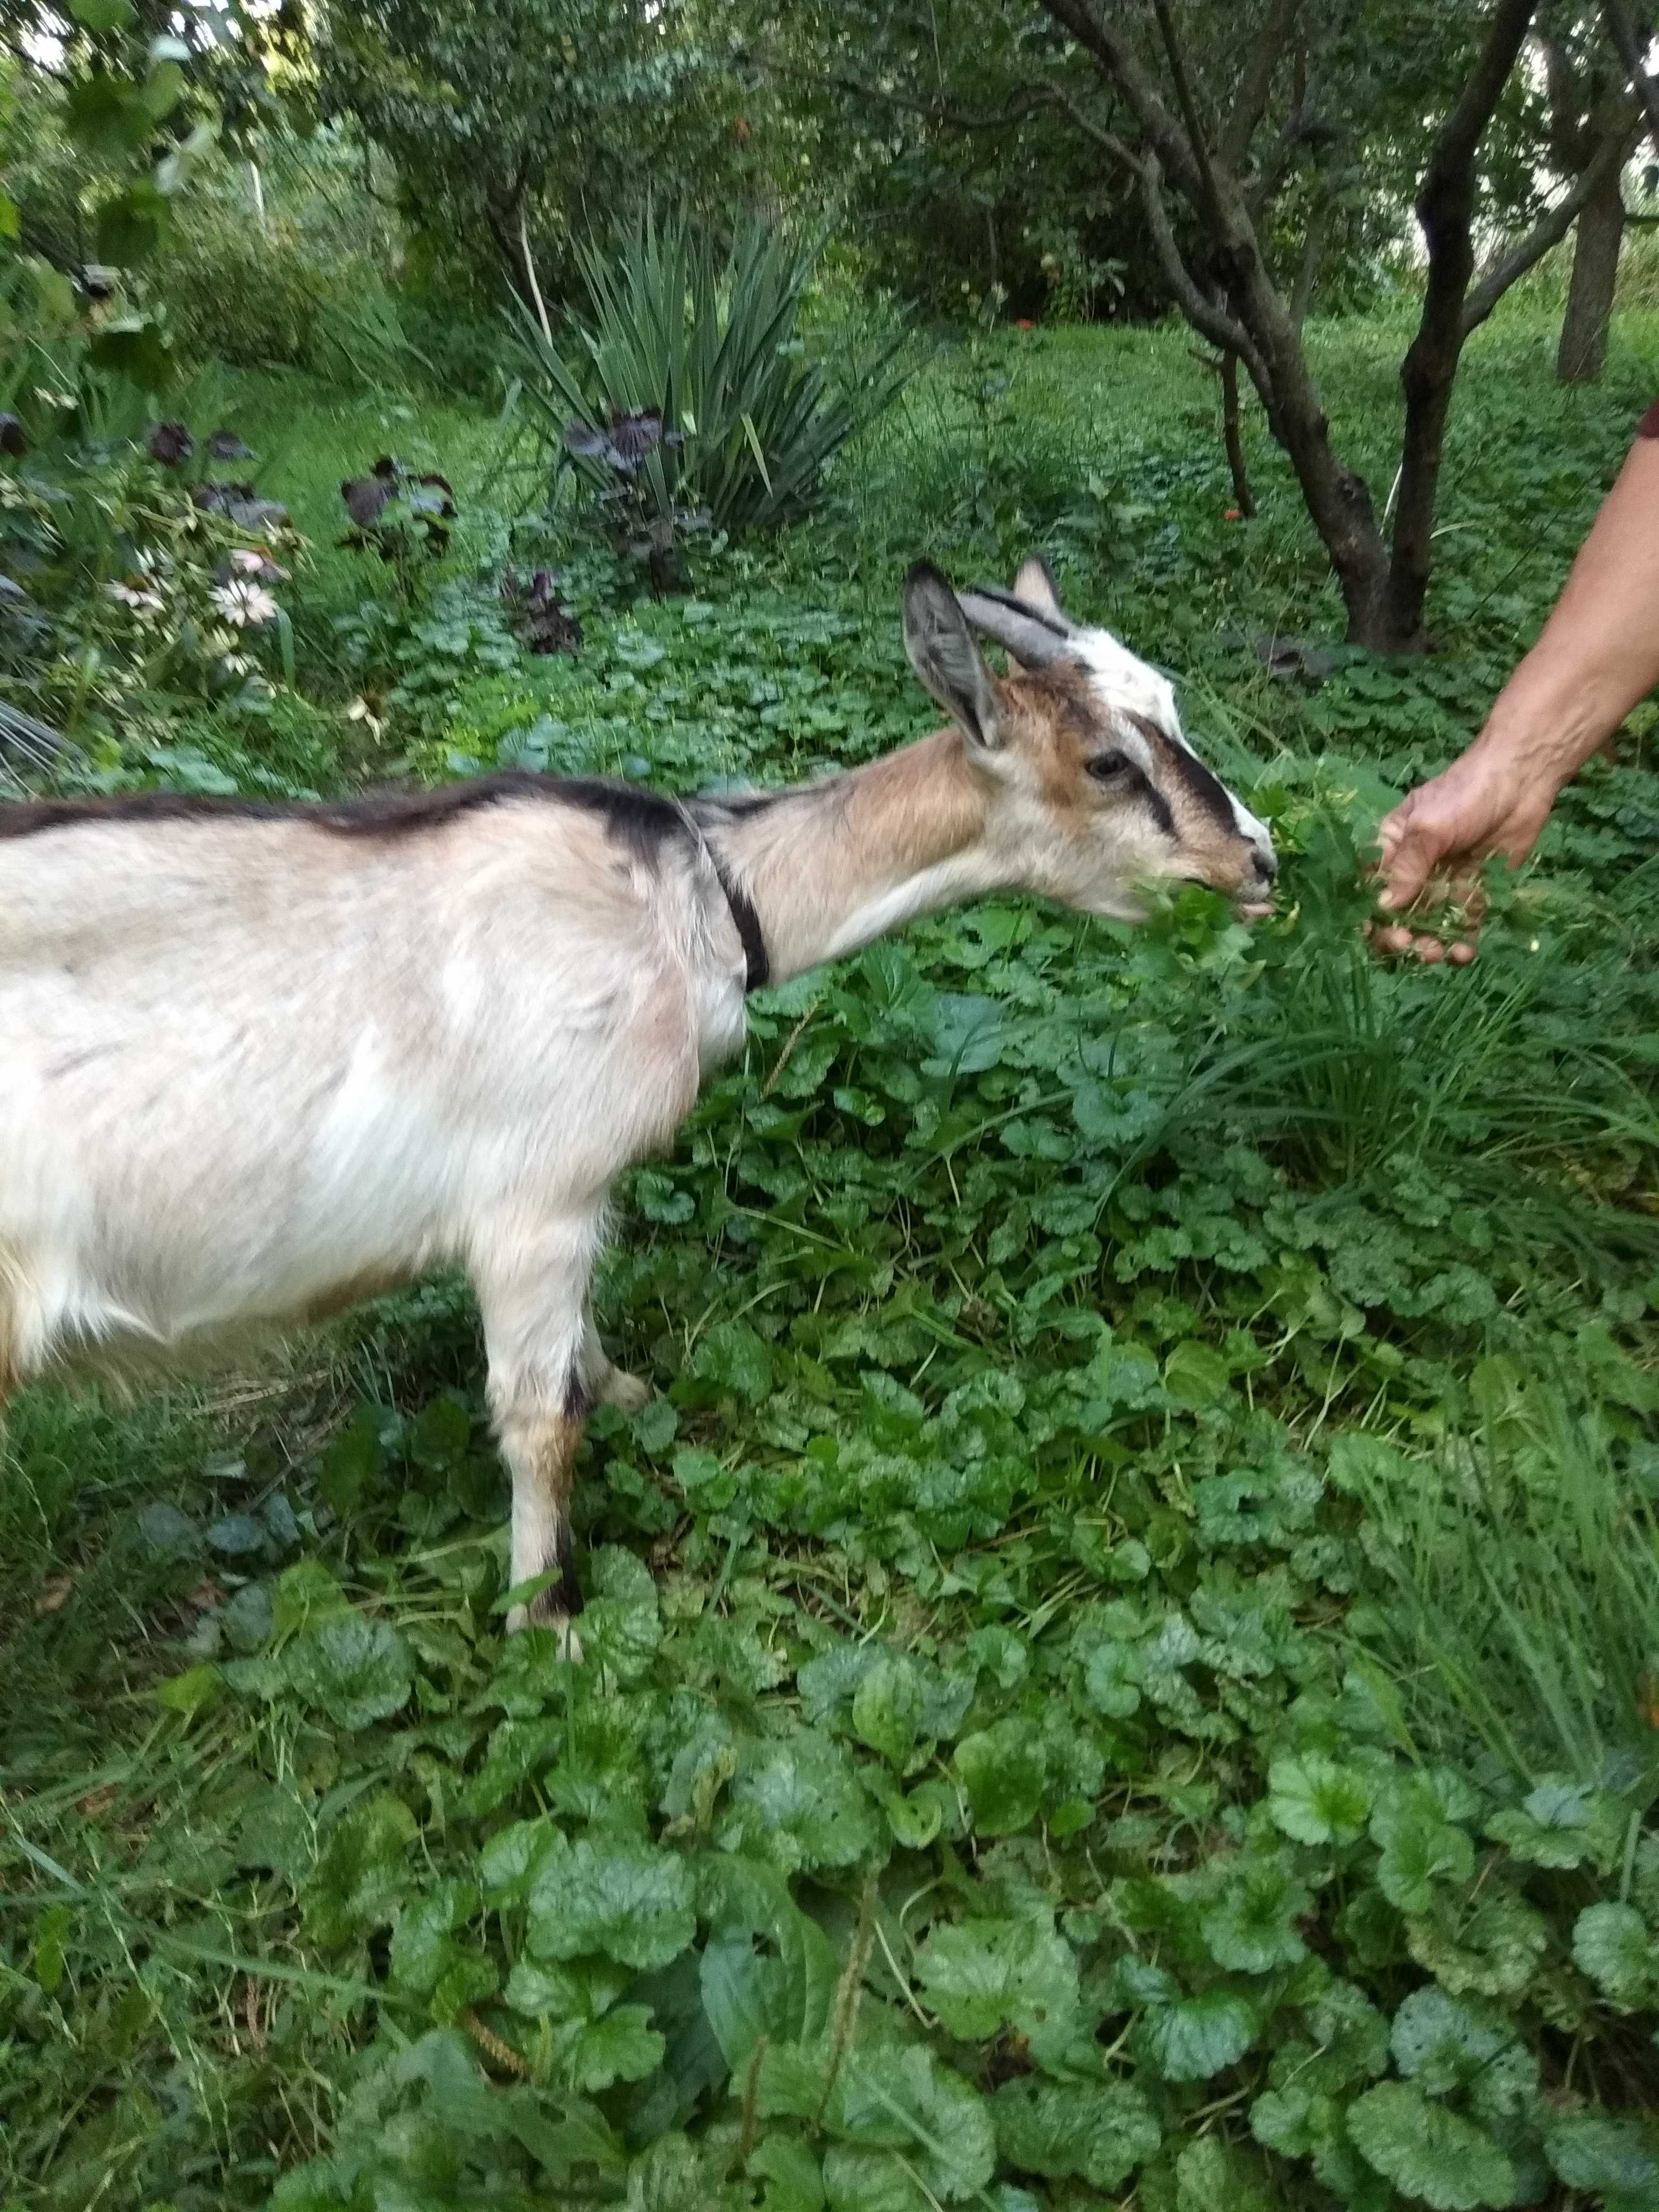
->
[582,1307,651,1415]
[475,1213,605,1651]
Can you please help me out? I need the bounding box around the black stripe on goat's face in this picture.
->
[911,558,1277,924]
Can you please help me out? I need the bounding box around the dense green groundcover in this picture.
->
[4,314,1659,2211]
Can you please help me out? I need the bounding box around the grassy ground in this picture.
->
[4,303,1659,2212]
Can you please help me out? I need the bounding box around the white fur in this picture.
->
[1074,626,1272,850]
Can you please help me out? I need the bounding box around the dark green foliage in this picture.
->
[508,210,908,563]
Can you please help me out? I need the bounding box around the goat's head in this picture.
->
[902,558,1275,923]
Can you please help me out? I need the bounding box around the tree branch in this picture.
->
[1221,0,1301,168]
[1039,0,1204,197]
[1041,80,1264,378]
[1149,0,1224,222]
[1461,106,1638,332]
[1604,0,1659,148]
[776,62,1056,135]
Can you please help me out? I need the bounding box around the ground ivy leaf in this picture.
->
[1389,1987,1534,2115]
[568,2004,665,2093]
[286,1612,413,1730]
[1546,2113,1659,2204]
[953,1721,1045,1837]
[390,1879,480,1996]
[690,1318,773,1401]
[1268,1752,1372,1846]
[992,2077,1161,2190]
[527,1836,695,1971]
[1373,1807,1475,1913]
[1200,1860,1311,1974]
[1571,1901,1658,2007]
[852,1653,925,1767]
[1405,1891,1549,2000]
[832,2045,995,2203]
[301,1793,417,1950]
[912,1912,1079,2045]
[1347,2082,1514,2210]
[1137,1989,1258,2082]
[725,1738,883,1872]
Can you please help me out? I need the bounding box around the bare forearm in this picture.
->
[1475,433,1659,790]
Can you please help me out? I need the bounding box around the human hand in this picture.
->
[1371,740,1559,962]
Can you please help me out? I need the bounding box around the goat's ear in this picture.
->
[1013,555,1065,622]
[902,562,1002,750]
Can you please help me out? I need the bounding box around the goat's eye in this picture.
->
[1086,751,1130,784]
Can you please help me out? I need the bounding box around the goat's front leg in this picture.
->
[475,1214,604,1648]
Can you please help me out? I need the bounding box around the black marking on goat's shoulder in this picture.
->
[1127,713,1237,837]
[562,1367,593,1423]
[967,583,1073,639]
[0,772,691,864]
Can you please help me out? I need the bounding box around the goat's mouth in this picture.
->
[1171,873,1276,922]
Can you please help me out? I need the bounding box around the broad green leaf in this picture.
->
[1571,1901,1658,2007]
[953,1721,1045,1836]
[527,1836,695,1972]
[1405,1890,1550,2000]
[1163,1340,1230,1407]
[1389,1987,1534,2115]
[1347,2082,1514,2210]
[286,1613,413,1730]
[992,2077,1161,2190]
[302,1794,417,1950]
[1137,1989,1258,2082]
[699,1903,835,2070]
[1373,1807,1475,1912]
[69,0,137,27]
[1546,2113,1659,2204]
[390,1880,480,1996]
[725,1738,882,1872]
[913,1913,1078,2047]
[852,1653,925,1767]
[690,1318,773,1401]
[155,1663,222,1717]
[1268,1752,1372,1846]
[1200,1861,1311,1974]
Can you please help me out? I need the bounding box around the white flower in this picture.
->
[105,581,165,617]
[210,580,279,628]
[229,547,287,579]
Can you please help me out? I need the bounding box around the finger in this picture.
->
[1414,935,1444,964]
[1371,924,1416,957]
[1376,827,1439,912]
[1447,939,1477,966]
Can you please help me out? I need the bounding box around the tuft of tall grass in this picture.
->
[1346,1375,1659,1804]
[506,206,908,538]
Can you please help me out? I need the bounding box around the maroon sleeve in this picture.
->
[1640,400,1659,438]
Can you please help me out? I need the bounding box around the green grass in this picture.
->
[4,300,1659,2212]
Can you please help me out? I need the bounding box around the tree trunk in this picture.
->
[1557,160,1626,381]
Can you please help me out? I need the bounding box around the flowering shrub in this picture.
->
[1,423,303,779]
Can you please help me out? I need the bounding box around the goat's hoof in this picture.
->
[505,1603,585,1661]
[597,1363,651,1414]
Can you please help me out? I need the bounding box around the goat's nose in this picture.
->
[1253,843,1278,883]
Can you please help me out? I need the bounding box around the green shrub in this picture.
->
[507,206,908,545]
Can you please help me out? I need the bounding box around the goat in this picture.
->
[0,559,1274,1644]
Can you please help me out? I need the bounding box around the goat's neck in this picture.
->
[709,730,1009,985]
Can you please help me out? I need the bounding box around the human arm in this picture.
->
[1375,422,1659,961]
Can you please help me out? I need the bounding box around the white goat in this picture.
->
[0,560,1273,1638]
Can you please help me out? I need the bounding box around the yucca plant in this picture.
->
[507,207,906,566]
